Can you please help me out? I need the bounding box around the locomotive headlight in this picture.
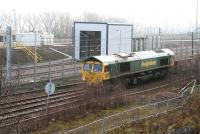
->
[103,74,108,79]
[82,76,86,80]
[99,78,102,82]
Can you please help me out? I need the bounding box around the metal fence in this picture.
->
[171,47,200,60]
[1,58,81,88]
[133,33,200,52]
[64,80,196,134]
[0,46,199,91]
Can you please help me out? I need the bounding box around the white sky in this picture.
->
[0,0,198,28]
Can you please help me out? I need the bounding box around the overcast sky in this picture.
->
[0,0,198,28]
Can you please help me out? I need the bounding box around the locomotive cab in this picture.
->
[82,58,110,85]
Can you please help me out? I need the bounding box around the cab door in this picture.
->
[109,63,118,78]
[103,65,110,80]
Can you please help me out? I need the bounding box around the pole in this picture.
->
[0,65,2,92]
[34,31,37,87]
[160,33,162,49]
[48,60,51,81]
[61,59,64,79]
[196,0,199,38]
[46,93,49,113]
[152,36,154,50]
[119,30,121,53]
[192,32,194,55]
[74,59,77,74]
[6,26,12,81]
[34,31,37,63]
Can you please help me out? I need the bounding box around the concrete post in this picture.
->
[34,30,37,87]
[48,60,51,81]
[0,65,2,91]
[74,60,77,74]
[6,26,12,81]
[61,59,64,79]
[138,39,140,51]
[152,36,154,50]
[34,62,36,86]
[101,118,104,134]
[135,39,138,51]
[156,35,158,50]
[18,64,20,86]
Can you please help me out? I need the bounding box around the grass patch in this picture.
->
[33,105,128,134]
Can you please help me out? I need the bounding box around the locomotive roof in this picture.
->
[84,49,174,64]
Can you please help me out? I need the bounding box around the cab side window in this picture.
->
[104,66,109,72]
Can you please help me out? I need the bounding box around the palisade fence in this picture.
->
[0,46,199,90]
[171,47,200,60]
[64,80,196,134]
[1,58,81,88]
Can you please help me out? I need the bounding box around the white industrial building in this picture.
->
[74,22,133,59]
[15,33,54,46]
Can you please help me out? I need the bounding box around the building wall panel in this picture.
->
[108,24,133,55]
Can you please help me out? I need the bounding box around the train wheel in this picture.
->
[103,81,113,93]
[133,78,138,85]
[153,72,160,80]
[161,69,168,78]
[124,78,133,89]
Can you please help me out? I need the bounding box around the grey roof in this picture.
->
[88,49,174,64]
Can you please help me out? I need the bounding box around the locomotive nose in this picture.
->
[90,75,95,84]
[87,73,102,85]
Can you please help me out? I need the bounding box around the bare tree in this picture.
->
[0,14,4,31]
[53,13,72,38]
[17,15,26,33]
[40,12,56,34]
[24,14,40,32]
[0,11,130,38]
[106,16,128,23]
[82,12,104,22]
[0,13,15,30]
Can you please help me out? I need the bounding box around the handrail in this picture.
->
[13,42,42,62]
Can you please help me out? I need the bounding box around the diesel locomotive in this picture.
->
[82,49,174,86]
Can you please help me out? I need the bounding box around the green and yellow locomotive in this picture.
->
[82,49,174,86]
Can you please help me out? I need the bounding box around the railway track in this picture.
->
[0,81,83,102]
[0,86,85,127]
[0,76,178,128]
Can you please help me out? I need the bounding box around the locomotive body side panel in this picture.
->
[141,58,157,70]
[130,60,140,72]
